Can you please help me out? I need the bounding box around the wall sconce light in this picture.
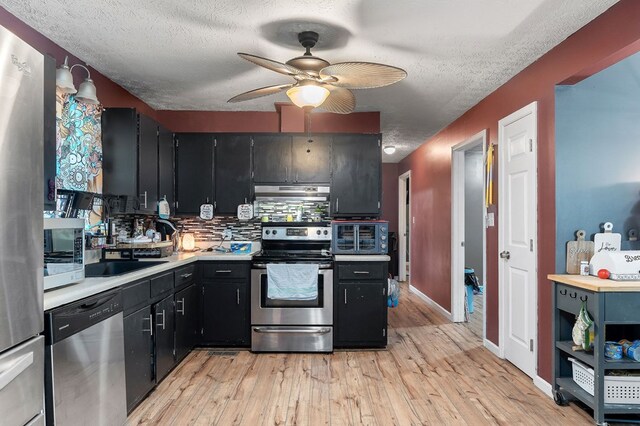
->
[55,56,100,105]
[286,80,330,108]
[383,145,396,155]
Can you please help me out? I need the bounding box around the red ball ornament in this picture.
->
[597,269,610,279]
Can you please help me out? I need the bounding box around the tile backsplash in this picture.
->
[110,199,329,242]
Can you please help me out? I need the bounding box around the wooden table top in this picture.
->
[548,274,640,292]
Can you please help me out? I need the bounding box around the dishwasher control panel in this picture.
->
[45,288,123,344]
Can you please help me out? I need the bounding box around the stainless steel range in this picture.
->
[251,222,333,352]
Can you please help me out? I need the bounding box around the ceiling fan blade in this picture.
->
[238,53,309,77]
[227,83,293,103]
[318,86,355,114]
[319,62,407,89]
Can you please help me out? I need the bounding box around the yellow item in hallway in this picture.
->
[485,143,494,208]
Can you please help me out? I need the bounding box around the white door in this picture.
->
[498,102,537,378]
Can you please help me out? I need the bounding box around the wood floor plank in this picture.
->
[127,282,594,426]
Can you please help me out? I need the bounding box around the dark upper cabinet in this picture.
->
[175,284,199,362]
[158,125,174,211]
[138,114,159,213]
[175,133,214,214]
[123,305,154,413]
[253,134,331,184]
[215,134,252,214]
[331,134,381,217]
[154,294,175,382]
[102,108,159,213]
[291,135,331,183]
[252,135,292,183]
[43,55,56,210]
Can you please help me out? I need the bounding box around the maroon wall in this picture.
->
[398,0,640,381]
[381,163,399,234]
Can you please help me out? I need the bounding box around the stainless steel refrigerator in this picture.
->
[0,24,46,426]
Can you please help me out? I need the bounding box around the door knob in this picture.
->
[500,251,511,260]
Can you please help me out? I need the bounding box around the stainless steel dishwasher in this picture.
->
[45,288,127,426]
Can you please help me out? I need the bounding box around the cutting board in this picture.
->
[594,222,621,254]
[566,230,594,274]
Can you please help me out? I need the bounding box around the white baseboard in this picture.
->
[534,375,553,398]
[409,284,452,321]
[483,338,502,358]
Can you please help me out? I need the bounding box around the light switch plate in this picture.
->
[486,212,495,227]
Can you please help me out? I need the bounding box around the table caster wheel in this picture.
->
[553,389,569,406]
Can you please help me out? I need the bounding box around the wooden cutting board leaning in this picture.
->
[566,230,595,274]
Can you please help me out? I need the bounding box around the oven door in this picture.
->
[251,265,333,326]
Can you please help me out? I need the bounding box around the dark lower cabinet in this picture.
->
[124,305,154,412]
[175,284,199,361]
[154,294,176,382]
[334,262,388,348]
[201,262,250,346]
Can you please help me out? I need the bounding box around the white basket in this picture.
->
[568,357,640,404]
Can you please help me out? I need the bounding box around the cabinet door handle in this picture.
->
[559,289,567,296]
[344,288,347,305]
[177,298,185,315]
[156,310,166,330]
[180,272,193,279]
[236,288,240,305]
[353,271,370,275]
[296,172,299,182]
[285,166,288,182]
[140,191,148,209]
[336,198,339,213]
[569,292,577,299]
[216,270,232,274]
[245,197,248,204]
[580,295,588,302]
[143,315,153,336]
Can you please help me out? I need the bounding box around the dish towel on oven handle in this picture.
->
[266,264,319,300]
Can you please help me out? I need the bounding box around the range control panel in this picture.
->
[262,226,332,241]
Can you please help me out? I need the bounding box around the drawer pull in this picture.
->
[180,272,193,279]
[0,352,33,391]
[216,270,232,273]
[353,271,370,275]
[580,295,588,302]
[559,289,567,296]
[569,292,577,299]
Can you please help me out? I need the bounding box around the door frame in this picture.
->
[497,101,538,367]
[450,130,487,325]
[398,170,411,282]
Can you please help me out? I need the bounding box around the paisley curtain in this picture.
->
[55,89,103,223]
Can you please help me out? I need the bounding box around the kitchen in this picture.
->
[2,0,632,426]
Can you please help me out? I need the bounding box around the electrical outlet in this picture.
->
[222,229,233,240]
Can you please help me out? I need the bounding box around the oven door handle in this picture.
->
[252,263,333,270]
[252,327,332,334]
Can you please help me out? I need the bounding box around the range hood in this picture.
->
[254,185,330,201]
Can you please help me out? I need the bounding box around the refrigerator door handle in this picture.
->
[0,351,33,391]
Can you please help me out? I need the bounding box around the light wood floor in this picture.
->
[464,291,483,339]
[127,283,594,425]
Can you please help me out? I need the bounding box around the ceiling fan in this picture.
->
[227,31,407,114]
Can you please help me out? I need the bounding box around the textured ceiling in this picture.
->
[2,0,619,162]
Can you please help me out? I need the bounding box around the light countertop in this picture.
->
[44,250,257,311]
[548,274,640,292]
[334,255,391,262]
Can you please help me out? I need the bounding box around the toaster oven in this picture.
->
[331,220,388,254]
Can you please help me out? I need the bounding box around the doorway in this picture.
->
[498,102,538,379]
[451,131,487,340]
[398,171,411,282]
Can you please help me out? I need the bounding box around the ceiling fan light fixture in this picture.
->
[286,81,330,108]
[383,145,396,155]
